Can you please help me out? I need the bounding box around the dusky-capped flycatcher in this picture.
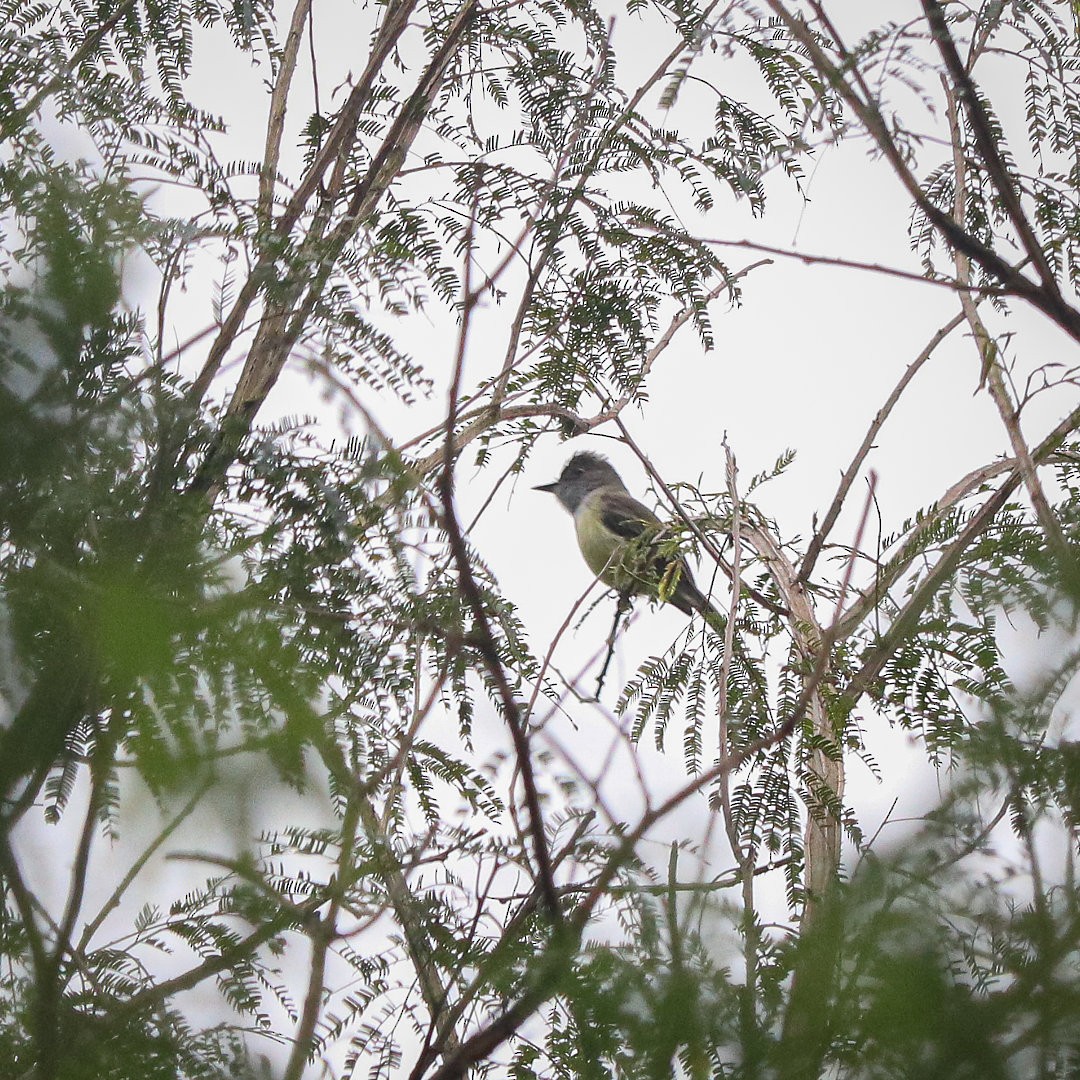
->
[535,451,722,632]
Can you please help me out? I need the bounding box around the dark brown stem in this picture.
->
[800,312,965,585]
[438,203,561,924]
[920,0,1062,299]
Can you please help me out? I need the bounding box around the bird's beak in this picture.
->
[533,481,558,493]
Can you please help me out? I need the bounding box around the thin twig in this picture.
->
[438,199,561,923]
[699,236,1003,293]
[799,311,965,585]
[595,593,631,697]
[281,792,362,1080]
[76,776,212,955]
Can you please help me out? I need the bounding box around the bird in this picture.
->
[534,451,723,632]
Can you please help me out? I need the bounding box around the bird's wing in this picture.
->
[593,489,722,630]
[598,489,661,539]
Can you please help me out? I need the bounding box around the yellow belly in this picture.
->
[574,497,650,595]
[576,512,621,580]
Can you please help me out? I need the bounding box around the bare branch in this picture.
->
[800,312,965,585]
[839,391,1080,711]
[258,0,314,226]
[940,74,1071,564]
[764,1,1080,343]
[438,202,561,924]
[921,0,1063,299]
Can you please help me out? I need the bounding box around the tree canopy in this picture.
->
[2,1,1080,1077]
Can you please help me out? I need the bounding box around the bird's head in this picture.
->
[534,451,625,513]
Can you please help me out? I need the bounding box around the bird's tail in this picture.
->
[694,590,726,637]
[669,573,725,636]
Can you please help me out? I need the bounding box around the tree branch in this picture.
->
[920,0,1063,299]
[799,312,965,585]
[764,1,1080,343]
